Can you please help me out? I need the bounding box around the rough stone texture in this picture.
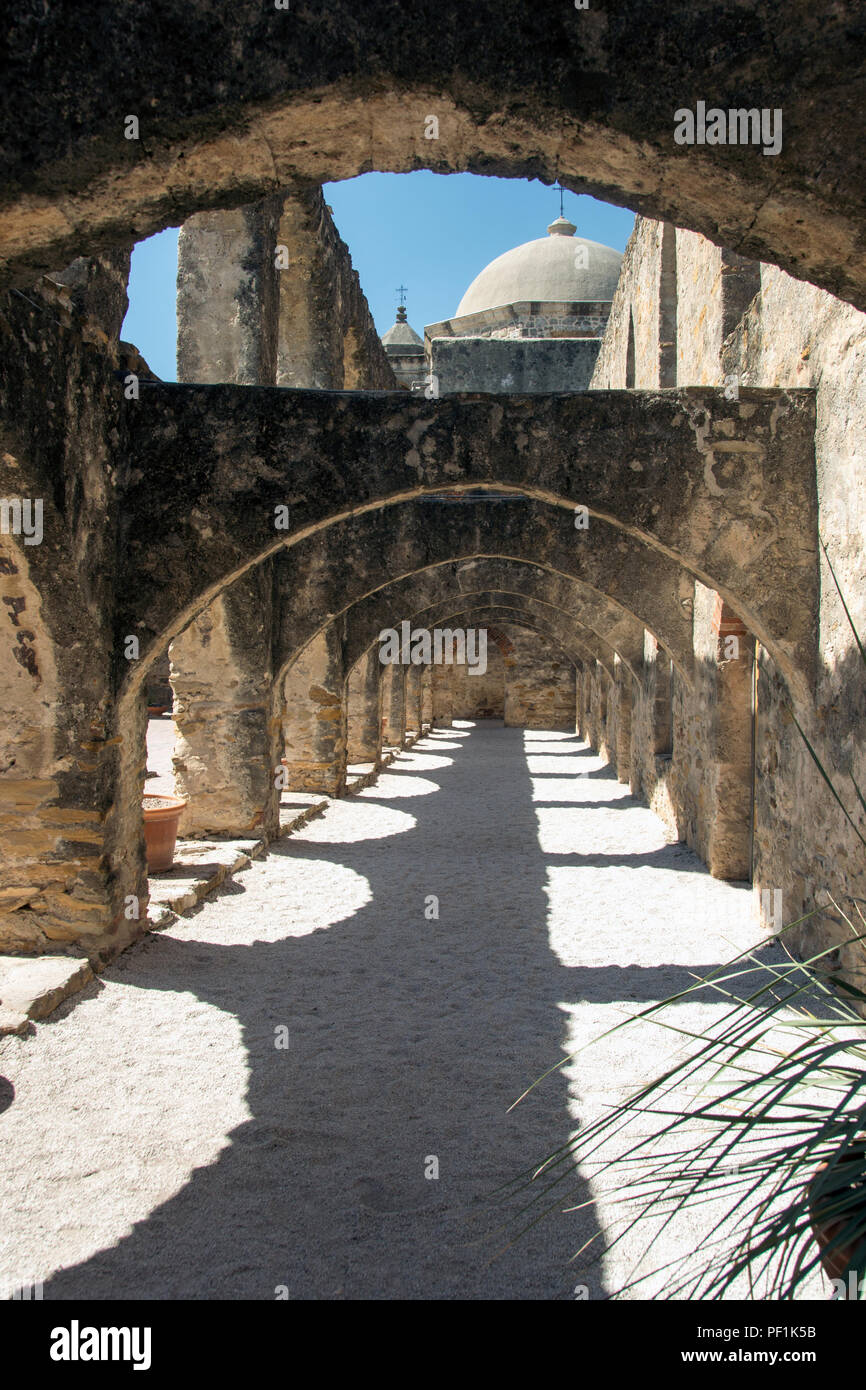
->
[662,584,755,880]
[0,954,93,1034]
[122,386,818,708]
[432,665,453,727]
[382,664,407,749]
[169,564,280,840]
[51,246,133,347]
[591,218,670,389]
[0,282,139,958]
[346,650,383,765]
[2,4,865,316]
[449,642,506,720]
[404,664,424,735]
[274,187,395,390]
[585,213,866,992]
[420,668,434,727]
[432,337,600,394]
[178,189,394,390]
[282,627,347,798]
[502,628,576,730]
[338,559,647,683]
[177,200,283,386]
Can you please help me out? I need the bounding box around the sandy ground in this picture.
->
[0,724,825,1300]
[145,716,175,795]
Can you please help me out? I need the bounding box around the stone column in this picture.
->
[421,666,434,728]
[273,187,395,390]
[0,571,120,954]
[347,649,383,765]
[282,625,347,797]
[170,564,280,839]
[382,663,406,748]
[615,661,634,785]
[431,663,453,727]
[176,200,281,385]
[405,664,423,738]
[707,599,755,879]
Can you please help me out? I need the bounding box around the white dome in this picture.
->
[456,218,623,317]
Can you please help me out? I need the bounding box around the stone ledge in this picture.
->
[0,796,331,1032]
[150,793,331,929]
[146,838,263,927]
[0,955,94,1036]
[345,762,379,794]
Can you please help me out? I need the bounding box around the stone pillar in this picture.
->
[170,564,280,839]
[405,664,423,738]
[382,663,406,748]
[421,666,434,728]
[615,660,634,785]
[282,626,347,797]
[273,187,395,390]
[347,649,383,765]
[707,599,755,880]
[176,200,281,385]
[0,285,144,959]
[432,663,453,727]
[0,569,120,953]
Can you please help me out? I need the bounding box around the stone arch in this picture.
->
[278,582,615,801]
[120,387,816,704]
[329,558,647,678]
[3,6,865,310]
[344,593,614,683]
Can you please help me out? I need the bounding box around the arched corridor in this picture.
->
[0,722,805,1300]
[2,8,865,1313]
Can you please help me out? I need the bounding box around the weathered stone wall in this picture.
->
[674,231,724,386]
[346,650,382,765]
[5,0,866,322]
[433,337,600,394]
[590,217,667,389]
[178,186,395,390]
[449,644,506,719]
[724,260,866,980]
[275,186,395,390]
[382,663,406,748]
[177,200,283,385]
[51,246,133,348]
[282,626,347,797]
[170,563,279,839]
[588,212,866,991]
[0,279,146,957]
[438,626,576,727]
[502,628,576,729]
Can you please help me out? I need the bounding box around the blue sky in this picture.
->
[121,172,635,381]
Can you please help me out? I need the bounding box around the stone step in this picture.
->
[0,955,94,1036]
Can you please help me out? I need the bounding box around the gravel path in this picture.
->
[0,724,809,1300]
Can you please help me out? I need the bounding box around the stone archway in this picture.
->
[120,387,816,701]
[3,3,865,311]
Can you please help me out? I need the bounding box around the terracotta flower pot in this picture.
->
[808,1143,866,1282]
[142,794,187,872]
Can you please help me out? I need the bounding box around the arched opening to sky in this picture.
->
[121,172,636,381]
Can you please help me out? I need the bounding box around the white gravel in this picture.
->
[0,724,821,1300]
